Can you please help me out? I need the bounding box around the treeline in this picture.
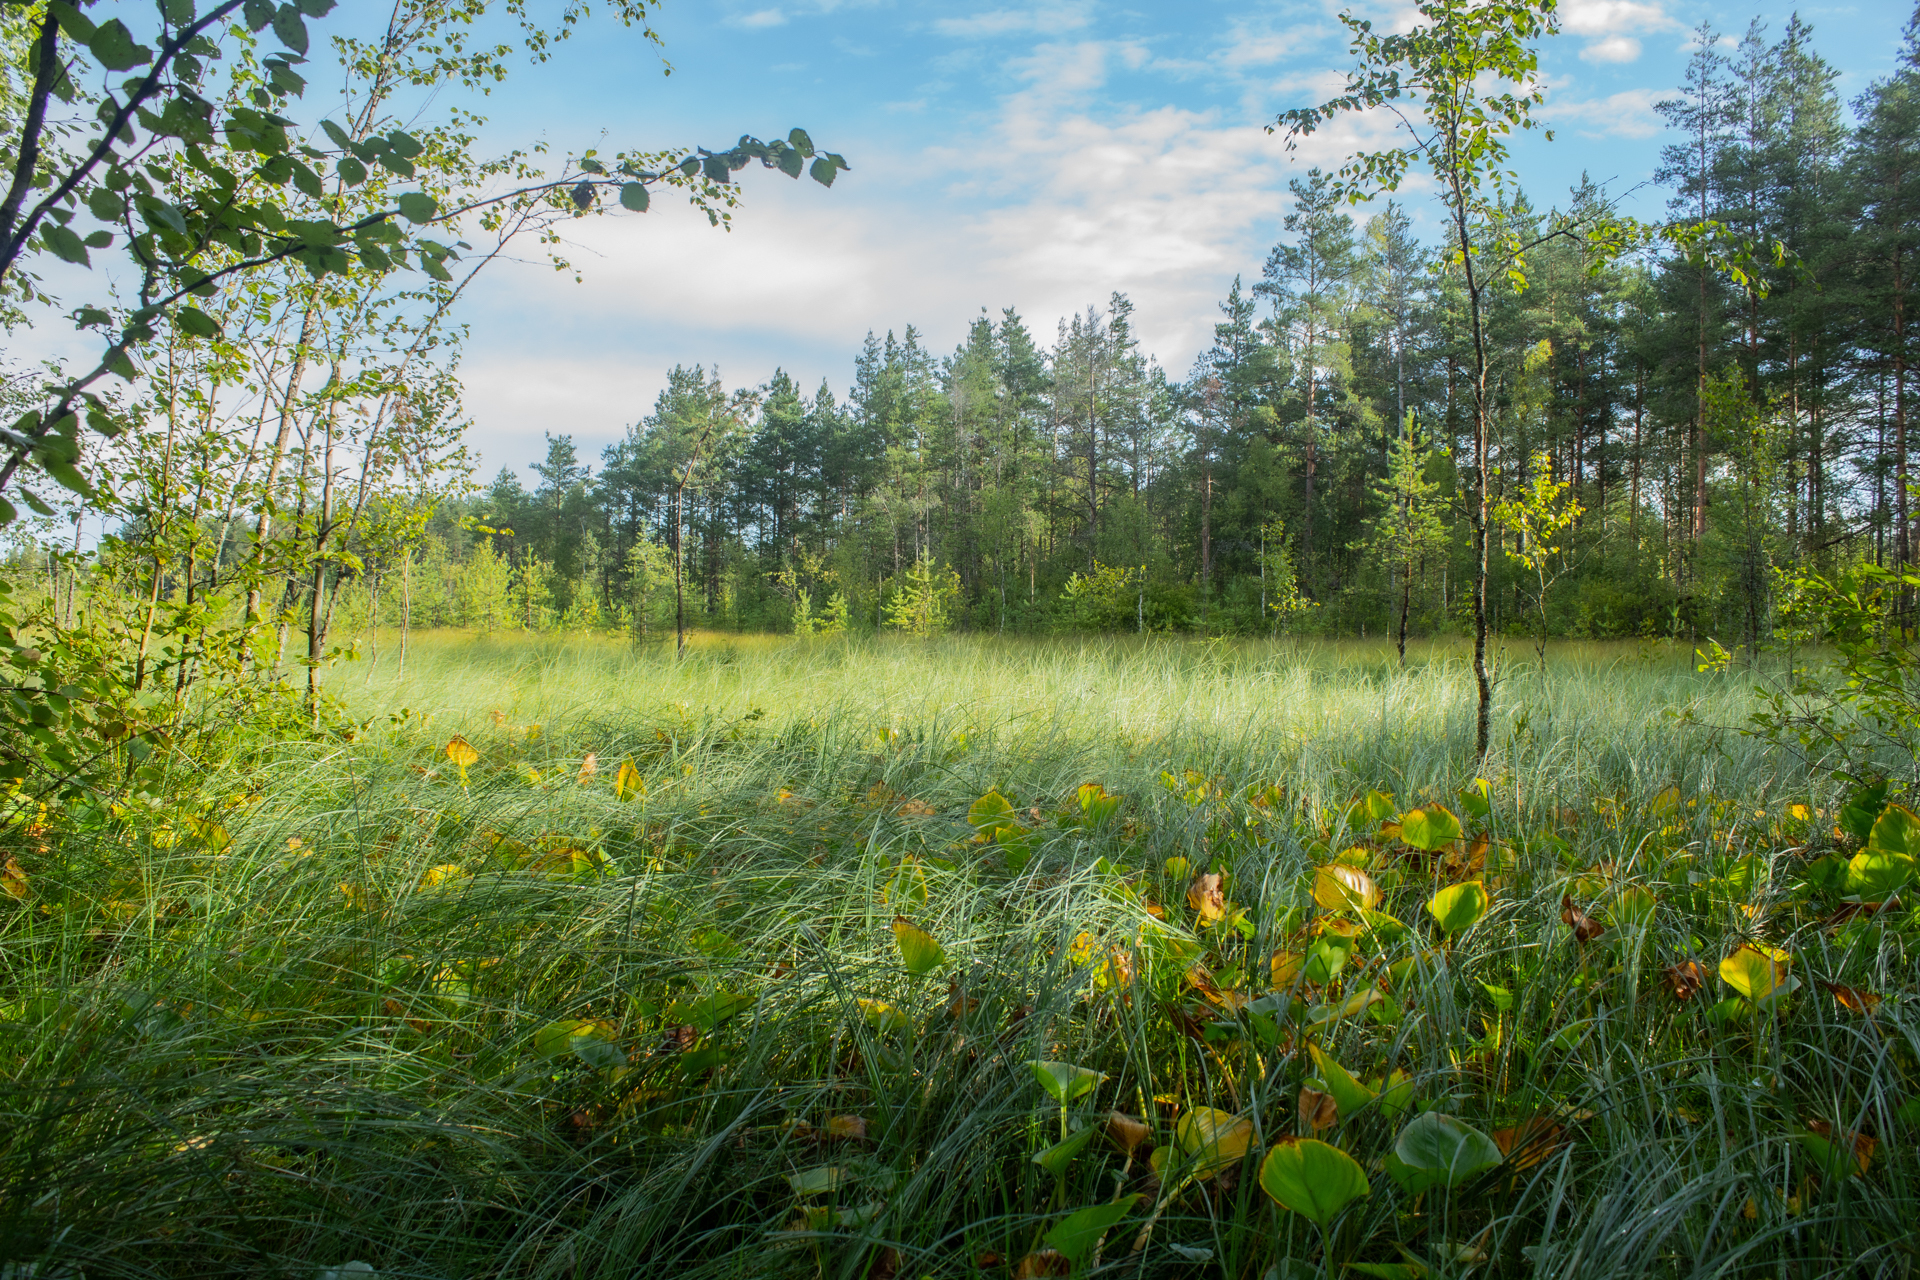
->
[378,14,1910,648]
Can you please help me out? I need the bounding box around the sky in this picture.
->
[434,0,1908,483]
[29,0,1913,484]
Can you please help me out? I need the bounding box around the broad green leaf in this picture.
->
[396,192,438,224]
[89,20,153,71]
[1174,1107,1257,1179]
[968,789,1017,830]
[1479,981,1513,1011]
[1426,881,1489,934]
[857,998,907,1033]
[891,916,946,975]
[787,1166,847,1196]
[1459,778,1491,819]
[1795,1129,1869,1179]
[683,990,753,1033]
[809,156,839,186]
[1866,804,1919,858]
[1042,1195,1141,1265]
[1308,1044,1376,1117]
[1719,943,1791,1003]
[1369,1069,1415,1118]
[1839,781,1890,844]
[1844,850,1915,898]
[1611,886,1657,927]
[336,156,368,185]
[1382,1148,1443,1195]
[271,4,310,54]
[532,1018,595,1060]
[619,182,650,212]
[242,0,274,30]
[1032,1123,1097,1175]
[1394,1112,1502,1186]
[1301,935,1352,985]
[41,225,89,266]
[1400,805,1463,852]
[1258,1138,1370,1227]
[1030,1059,1105,1104]
[173,306,220,338]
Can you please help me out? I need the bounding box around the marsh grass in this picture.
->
[2,633,1913,1279]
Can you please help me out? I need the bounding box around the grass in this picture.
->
[1,631,1914,1279]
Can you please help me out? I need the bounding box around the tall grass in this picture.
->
[1,633,1910,1279]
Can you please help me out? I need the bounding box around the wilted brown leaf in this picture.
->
[1014,1249,1069,1277]
[824,1114,869,1142]
[898,798,939,817]
[1492,1116,1567,1170]
[1561,894,1604,944]
[1298,1087,1337,1132]
[1106,1111,1150,1156]
[1806,1118,1877,1174]
[577,753,597,783]
[866,1246,901,1280]
[1664,960,1709,1001]
[1817,980,1882,1014]
[1187,873,1225,925]
[1827,900,1893,925]
[946,979,980,1020]
[974,1251,1004,1270]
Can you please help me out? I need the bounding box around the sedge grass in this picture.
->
[0,632,1912,1279]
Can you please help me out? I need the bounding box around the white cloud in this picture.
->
[1539,87,1664,139]
[1555,0,1681,63]
[1579,35,1642,62]
[728,7,787,29]
[452,36,1411,471]
[932,4,1093,39]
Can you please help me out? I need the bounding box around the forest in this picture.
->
[2,1,1919,1279]
[388,14,1920,659]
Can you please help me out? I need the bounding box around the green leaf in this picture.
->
[336,156,367,185]
[683,990,753,1033]
[1308,1044,1376,1117]
[1258,1138,1370,1227]
[1479,980,1513,1011]
[788,126,816,156]
[776,147,803,178]
[1393,1112,1502,1187]
[85,187,126,222]
[88,20,152,71]
[271,4,310,54]
[809,156,839,187]
[1030,1059,1105,1104]
[387,129,423,158]
[1866,804,1920,858]
[396,192,437,224]
[162,0,197,23]
[173,306,220,338]
[1844,849,1916,899]
[1459,778,1491,819]
[1042,1196,1141,1266]
[19,489,53,517]
[1032,1124,1098,1176]
[1839,781,1889,844]
[1719,943,1791,1003]
[787,1165,847,1196]
[0,496,18,528]
[242,0,275,30]
[969,789,1017,830]
[1400,805,1463,851]
[41,225,89,266]
[891,916,946,975]
[618,182,650,212]
[47,2,97,42]
[1425,881,1489,934]
[299,0,337,14]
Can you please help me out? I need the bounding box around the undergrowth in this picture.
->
[1,634,1913,1279]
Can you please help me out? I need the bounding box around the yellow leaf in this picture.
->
[1,856,27,901]
[1719,943,1791,1002]
[614,757,645,801]
[1313,864,1380,912]
[445,735,479,768]
[1174,1107,1256,1179]
[1186,873,1225,925]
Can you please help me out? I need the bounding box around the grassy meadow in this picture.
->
[2,632,1914,1279]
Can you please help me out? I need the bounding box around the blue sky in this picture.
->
[439,0,1906,481]
[46,0,1905,485]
